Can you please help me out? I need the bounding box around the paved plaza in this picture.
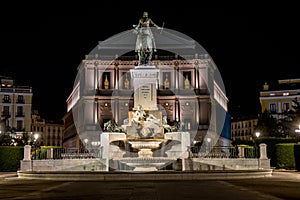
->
[0,170,300,199]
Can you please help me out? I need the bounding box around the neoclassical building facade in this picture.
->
[63,29,230,150]
[0,76,32,138]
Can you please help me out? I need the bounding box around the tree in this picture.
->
[278,97,300,138]
[256,110,277,136]
[290,97,300,138]
[256,109,290,137]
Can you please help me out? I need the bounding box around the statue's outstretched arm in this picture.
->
[150,19,162,29]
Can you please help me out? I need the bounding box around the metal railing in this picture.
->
[191,146,259,159]
[32,147,101,160]
[32,146,259,160]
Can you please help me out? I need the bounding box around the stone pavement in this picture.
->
[1,169,300,181]
[272,169,300,179]
[0,172,17,180]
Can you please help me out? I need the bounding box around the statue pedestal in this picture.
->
[130,66,159,111]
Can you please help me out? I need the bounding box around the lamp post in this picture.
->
[207,137,211,153]
[33,133,39,160]
[84,138,89,153]
[295,125,300,133]
[254,132,260,158]
[255,131,260,138]
[295,125,300,141]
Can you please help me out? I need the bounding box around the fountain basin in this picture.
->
[118,157,176,171]
[129,141,162,149]
[127,139,168,150]
[127,139,169,158]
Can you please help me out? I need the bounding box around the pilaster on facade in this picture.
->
[64,54,230,149]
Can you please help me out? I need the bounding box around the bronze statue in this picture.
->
[133,12,162,65]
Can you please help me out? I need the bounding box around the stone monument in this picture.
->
[100,12,190,172]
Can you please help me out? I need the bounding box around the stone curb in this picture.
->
[16,170,273,181]
[272,171,300,179]
[0,172,17,179]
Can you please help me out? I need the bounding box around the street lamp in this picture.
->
[254,132,260,158]
[34,133,39,141]
[295,125,300,133]
[255,132,260,138]
[207,137,211,153]
[84,138,89,153]
[33,133,39,160]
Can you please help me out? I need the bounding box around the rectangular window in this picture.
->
[2,95,11,103]
[17,95,24,103]
[270,103,276,113]
[16,106,24,116]
[282,102,290,112]
[17,120,23,130]
[2,106,10,116]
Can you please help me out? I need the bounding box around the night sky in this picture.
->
[0,2,299,121]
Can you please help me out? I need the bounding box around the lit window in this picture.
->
[283,102,290,112]
[270,103,276,113]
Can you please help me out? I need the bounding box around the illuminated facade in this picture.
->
[63,30,230,150]
[231,118,258,141]
[0,76,32,137]
[260,79,300,120]
[31,110,64,147]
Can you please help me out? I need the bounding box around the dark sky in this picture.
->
[0,2,299,120]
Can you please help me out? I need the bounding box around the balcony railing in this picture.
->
[2,99,11,103]
[16,100,25,104]
[1,111,11,118]
[0,86,32,93]
[15,112,25,117]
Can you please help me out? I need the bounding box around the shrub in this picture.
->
[0,146,24,171]
[294,144,300,171]
[275,143,296,169]
[256,137,297,167]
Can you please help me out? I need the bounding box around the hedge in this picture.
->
[295,144,300,171]
[0,146,24,171]
[256,137,297,167]
[275,143,296,169]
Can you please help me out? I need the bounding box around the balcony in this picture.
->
[0,86,32,93]
[1,111,11,118]
[15,112,25,117]
[16,100,25,104]
[2,99,11,103]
